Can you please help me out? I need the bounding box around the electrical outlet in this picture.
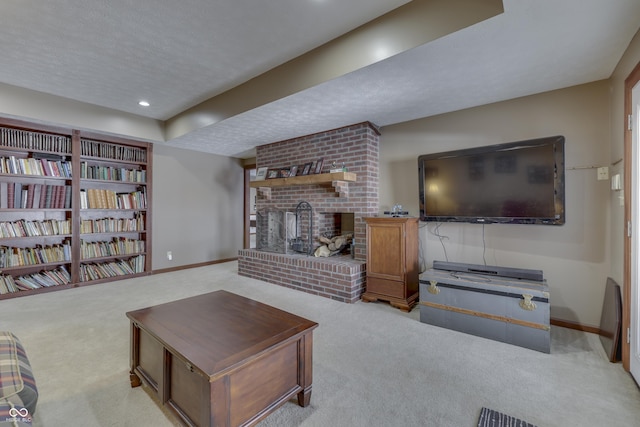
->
[597,166,609,181]
[167,251,173,261]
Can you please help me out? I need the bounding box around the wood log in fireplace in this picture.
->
[314,233,353,257]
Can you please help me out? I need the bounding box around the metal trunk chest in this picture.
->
[419,268,550,353]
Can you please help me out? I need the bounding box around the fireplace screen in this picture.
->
[256,201,313,255]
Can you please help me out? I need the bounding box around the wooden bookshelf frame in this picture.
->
[0,117,152,299]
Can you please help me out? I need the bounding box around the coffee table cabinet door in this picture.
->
[167,353,209,426]
[137,329,164,395]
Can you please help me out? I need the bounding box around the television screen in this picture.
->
[418,136,565,225]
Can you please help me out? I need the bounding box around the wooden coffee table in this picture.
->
[126,290,318,426]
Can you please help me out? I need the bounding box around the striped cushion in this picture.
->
[0,332,37,418]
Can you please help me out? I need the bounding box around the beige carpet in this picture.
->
[1,261,639,426]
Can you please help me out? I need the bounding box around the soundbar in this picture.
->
[432,261,544,282]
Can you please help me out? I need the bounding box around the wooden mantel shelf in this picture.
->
[251,171,356,199]
[250,171,356,188]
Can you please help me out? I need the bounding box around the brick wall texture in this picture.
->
[238,122,380,302]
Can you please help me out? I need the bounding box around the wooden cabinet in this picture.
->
[362,217,419,311]
[0,118,152,299]
[127,291,318,426]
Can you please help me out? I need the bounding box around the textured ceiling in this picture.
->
[0,0,410,120]
[1,0,640,158]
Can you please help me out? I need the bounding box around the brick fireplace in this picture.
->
[238,122,380,303]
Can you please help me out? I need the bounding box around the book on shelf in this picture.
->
[79,255,144,281]
[25,184,35,209]
[32,184,41,209]
[64,186,71,209]
[1,127,71,153]
[0,275,19,294]
[20,187,27,209]
[38,184,46,208]
[80,190,87,209]
[79,162,146,183]
[0,182,7,209]
[43,185,52,208]
[0,155,72,177]
[81,139,147,163]
[80,237,144,259]
[0,240,71,268]
[12,265,71,291]
[0,183,69,210]
[7,183,14,209]
[80,214,145,234]
[52,185,59,209]
[13,183,21,209]
[51,185,59,209]
[0,219,71,238]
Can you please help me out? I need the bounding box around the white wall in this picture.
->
[379,80,611,327]
[152,143,245,270]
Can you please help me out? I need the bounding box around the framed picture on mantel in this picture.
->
[255,167,268,181]
[267,169,280,179]
[314,158,324,174]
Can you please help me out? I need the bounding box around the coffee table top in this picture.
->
[126,290,318,379]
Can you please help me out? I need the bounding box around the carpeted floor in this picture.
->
[1,261,640,426]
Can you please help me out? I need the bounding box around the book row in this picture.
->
[81,138,147,163]
[80,162,146,183]
[0,182,71,209]
[1,127,72,154]
[0,241,72,268]
[80,237,145,259]
[80,214,145,234]
[0,266,71,294]
[79,255,145,282]
[0,155,72,178]
[0,219,71,238]
[80,188,147,210]
[0,216,145,238]
[0,128,147,163]
[0,253,146,294]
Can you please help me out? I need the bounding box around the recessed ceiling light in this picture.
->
[138,100,150,107]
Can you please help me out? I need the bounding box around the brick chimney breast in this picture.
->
[238,122,380,303]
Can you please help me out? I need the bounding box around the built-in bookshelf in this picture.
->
[0,118,152,299]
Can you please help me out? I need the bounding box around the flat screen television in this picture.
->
[418,136,565,225]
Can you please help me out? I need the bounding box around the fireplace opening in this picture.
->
[317,212,354,239]
[256,209,355,257]
[314,212,354,257]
